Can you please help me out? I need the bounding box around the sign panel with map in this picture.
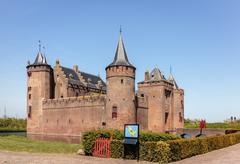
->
[124,124,139,139]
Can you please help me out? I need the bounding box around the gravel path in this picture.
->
[0,143,240,164]
[0,151,154,164]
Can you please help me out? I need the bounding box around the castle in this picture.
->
[26,33,184,143]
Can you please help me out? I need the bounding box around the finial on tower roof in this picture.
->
[120,25,122,34]
[33,40,48,65]
[38,40,42,52]
[170,65,172,75]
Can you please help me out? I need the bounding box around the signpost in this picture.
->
[123,124,139,161]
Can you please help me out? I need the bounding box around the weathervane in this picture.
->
[38,40,42,52]
[120,25,122,34]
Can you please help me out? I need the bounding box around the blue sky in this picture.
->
[0,0,239,122]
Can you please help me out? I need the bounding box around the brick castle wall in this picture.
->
[28,95,106,143]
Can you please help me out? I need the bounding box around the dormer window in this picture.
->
[69,73,73,79]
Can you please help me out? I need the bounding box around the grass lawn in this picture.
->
[185,122,240,129]
[0,135,82,154]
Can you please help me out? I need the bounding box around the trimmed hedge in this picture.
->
[167,133,240,162]
[110,140,170,164]
[82,129,180,155]
[82,129,240,163]
[111,133,240,163]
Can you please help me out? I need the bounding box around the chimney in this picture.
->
[144,70,150,81]
[73,65,79,72]
[56,59,60,65]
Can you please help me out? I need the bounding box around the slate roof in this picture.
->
[33,52,48,65]
[106,34,135,69]
[150,68,165,81]
[61,66,106,90]
[168,74,179,89]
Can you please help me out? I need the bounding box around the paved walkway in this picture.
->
[0,143,240,164]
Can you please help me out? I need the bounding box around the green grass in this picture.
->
[185,122,240,129]
[0,135,82,154]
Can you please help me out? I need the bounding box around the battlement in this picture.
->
[27,64,52,72]
[106,65,135,79]
[138,79,173,89]
[42,95,106,110]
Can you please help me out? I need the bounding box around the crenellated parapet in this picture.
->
[106,65,135,79]
[42,95,106,110]
[138,79,174,89]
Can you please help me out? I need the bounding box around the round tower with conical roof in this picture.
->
[26,46,54,135]
[105,33,136,130]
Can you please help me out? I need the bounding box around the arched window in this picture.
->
[112,106,117,119]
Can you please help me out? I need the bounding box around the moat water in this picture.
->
[0,132,26,137]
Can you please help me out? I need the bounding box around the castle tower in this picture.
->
[168,74,184,129]
[105,32,136,130]
[26,46,54,134]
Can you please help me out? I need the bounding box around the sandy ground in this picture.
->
[0,143,240,164]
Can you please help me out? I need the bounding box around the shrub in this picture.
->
[82,129,124,155]
[140,141,170,163]
[110,140,123,158]
[82,129,180,155]
[0,118,26,131]
[167,133,240,162]
[110,140,170,163]
[139,131,181,142]
[83,130,240,163]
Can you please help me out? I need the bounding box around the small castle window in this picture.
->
[102,122,106,126]
[28,87,32,92]
[141,94,144,97]
[29,94,31,100]
[28,106,32,118]
[165,112,169,124]
[179,112,183,122]
[121,79,123,84]
[181,100,184,109]
[112,106,117,119]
